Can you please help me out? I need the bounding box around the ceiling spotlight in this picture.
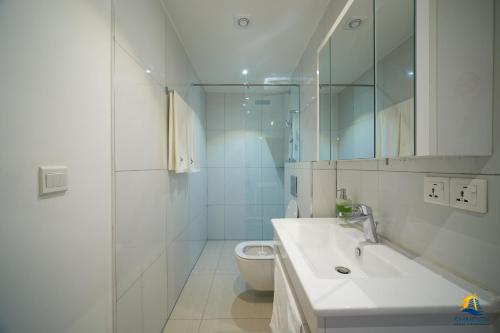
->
[344,16,366,30]
[242,69,248,75]
[348,18,362,29]
[145,69,152,74]
[245,97,250,100]
[238,17,250,27]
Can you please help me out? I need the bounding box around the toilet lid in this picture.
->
[285,199,298,218]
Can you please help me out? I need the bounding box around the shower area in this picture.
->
[203,84,300,240]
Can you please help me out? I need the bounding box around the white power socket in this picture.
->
[450,178,487,213]
[424,177,449,206]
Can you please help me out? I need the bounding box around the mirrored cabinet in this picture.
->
[318,0,493,161]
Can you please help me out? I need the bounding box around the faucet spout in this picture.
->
[345,204,379,243]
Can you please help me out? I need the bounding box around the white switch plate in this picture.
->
[424,176,449,206]
[450,178,487,213]
[39,166,68,195]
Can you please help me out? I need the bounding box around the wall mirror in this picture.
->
[318,0,415,160]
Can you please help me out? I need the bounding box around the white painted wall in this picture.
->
[113,1,207,332]
[0,1,113,333]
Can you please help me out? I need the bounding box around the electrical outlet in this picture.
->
[424,177,449,206]
[450,178,487,213]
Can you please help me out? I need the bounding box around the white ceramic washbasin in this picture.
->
[272,218,500,319]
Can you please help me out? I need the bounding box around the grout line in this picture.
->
[197,242,221,322]
[115,250,165,302]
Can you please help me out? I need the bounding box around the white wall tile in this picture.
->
[166,173,189,246]
[378,172,500,294]
[117,280,142,333]
[207,168,224,205]
[114,0,166,85]
[244,132,262,167]
[206,93,225,130]
[114,45,167,171]
[206,130,225,167]
[189,168,207,218]
[115,171,167,297]
[224,94,247,130]
[261,129,285,167]
[312,169,337,217]
[112,1,207,329]
[225,168,261,205]
[262,168,284,205]
[224,131,246,167]
[208,205,225,239]
[337,169,379,219]
[206,92,287,240]
[285,164,313,218]
[263,205,284,240]
[142,253,168,333]
[262,95,285,130]
[225,205,263,240]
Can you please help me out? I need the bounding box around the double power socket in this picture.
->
[424,176,487,213]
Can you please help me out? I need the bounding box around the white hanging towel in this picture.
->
[376,98,414,158]
[270,255,308,333]
[167,90,199,173]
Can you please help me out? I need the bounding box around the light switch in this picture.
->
[424,176,449,206]
[450,178,487,213]
[39,166,68,195]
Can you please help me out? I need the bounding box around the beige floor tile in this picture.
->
[163,319,201,333]
[216,254,239,274]
[192,252,220,274]
[170,273,214,319]
[203,274,273,319]
[203,241,225,255]
[222,240,241,254]
[198,318,271,333]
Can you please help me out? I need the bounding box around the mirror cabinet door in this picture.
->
[318,0,416,161]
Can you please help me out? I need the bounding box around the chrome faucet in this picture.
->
[345,204,379,243]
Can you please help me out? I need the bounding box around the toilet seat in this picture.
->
[235,241,275,260]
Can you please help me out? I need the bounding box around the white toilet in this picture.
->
[235,199,298,291]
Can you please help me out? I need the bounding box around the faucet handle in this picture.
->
[346,203,372,217]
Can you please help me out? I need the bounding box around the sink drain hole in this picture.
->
[335,266,351,274]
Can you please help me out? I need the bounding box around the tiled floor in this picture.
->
[163,241,273,333]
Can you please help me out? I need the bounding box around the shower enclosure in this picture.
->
[203,84,300,240]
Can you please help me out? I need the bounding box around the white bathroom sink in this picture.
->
[272,218,500,318]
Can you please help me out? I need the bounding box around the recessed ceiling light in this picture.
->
[242,69,248,75]
[234,15,252,29]
[344,16,367,30]
[145,69,152,74]
[245,97,250,100]
[348,18,362,29]
[238,17,250,27]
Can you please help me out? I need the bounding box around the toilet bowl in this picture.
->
[235,241,275,291]
[234,198,299,291]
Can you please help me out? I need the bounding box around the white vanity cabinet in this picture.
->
[416,0,494,156]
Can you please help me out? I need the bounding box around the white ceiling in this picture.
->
[162,0,330,84]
